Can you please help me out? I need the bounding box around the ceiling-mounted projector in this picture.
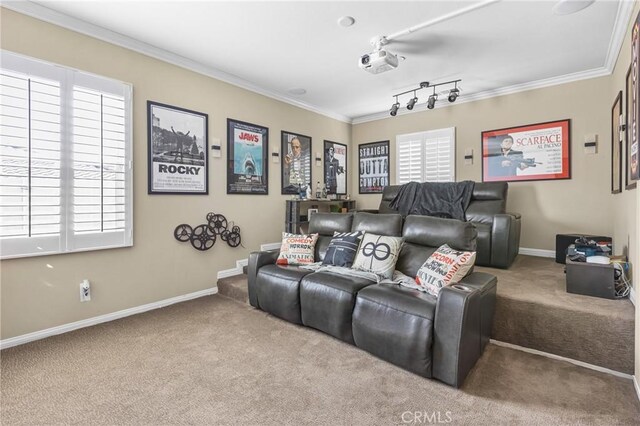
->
[359,49,399,74]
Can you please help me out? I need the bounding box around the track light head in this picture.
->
[390,102,400,116]
[448,88,459,103]
[406,96,418,110]
[427,94,437,110]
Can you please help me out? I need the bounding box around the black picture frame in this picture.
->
[481,119,571,183]
[226,118,269,195]
[358,140,390,194]
[281,130,312,195]
[147,101,208,195]
[323,140,347,195]
[625,66,636,190]
[612,91,623,194]
[631,11,640,182]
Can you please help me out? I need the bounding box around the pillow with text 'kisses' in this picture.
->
[322,231,365,267]
[415,244,476,297]
[276,232,319,266]
[351,233,403,280]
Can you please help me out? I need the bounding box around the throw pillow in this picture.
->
[322,231,365,267]
[415,244,476,296]
[351,233,403,280]
[276,232,319,266]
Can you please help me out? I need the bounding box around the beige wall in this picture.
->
[352,77,613,251]
[0,8,351,339]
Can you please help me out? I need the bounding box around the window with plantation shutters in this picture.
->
[396,128,455,184]
[0,51,132,259]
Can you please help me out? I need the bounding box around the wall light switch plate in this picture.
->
[464,148,473,165]
[211,138,221,158]
[584,134,597,154]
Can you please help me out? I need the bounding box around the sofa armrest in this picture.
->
[432,272,497,387]
[491,213,521,269]
[247,249,279,308]
[357,209,379,214]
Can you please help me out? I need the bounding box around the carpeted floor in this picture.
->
[1,295,638,425]
[477,256,635,374]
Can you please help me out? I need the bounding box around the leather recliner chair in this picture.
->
[248,212,497,387]
[370,182,521,268]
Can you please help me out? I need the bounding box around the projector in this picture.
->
[359,49,399,74]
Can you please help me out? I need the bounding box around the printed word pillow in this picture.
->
[322,231,365,268]
[352,233,403,279]
[415,244,476,296]
[277,232,319,266]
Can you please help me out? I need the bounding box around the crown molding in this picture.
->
[604,0,635,72]
[4,1,633,127]
[1,1,353,124]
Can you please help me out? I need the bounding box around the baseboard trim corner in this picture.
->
[518,247,555,258]
[217,259,249,279]
[216,242,279,279]
[634,375,640,403]
[260,242,281,251]
[0,287,217,350]
[629,287,636,306]
[490,339,633,380]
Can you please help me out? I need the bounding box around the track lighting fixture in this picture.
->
[448,82,460,103]
[406,92,418,110]
[390,96,400,116]
[427,92,437,110]
[389,79,461,117]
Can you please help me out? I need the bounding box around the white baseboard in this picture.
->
[216,242,280,279]
[518,247,556,258]
[490,339,633,380]
[0,287,217,350]
[260,242,281,251]
[630,287,636,306]
[634,375,640,403]
[217,259,249,279]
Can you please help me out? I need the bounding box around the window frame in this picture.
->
[0,50,133,260]
[395,127,456,184]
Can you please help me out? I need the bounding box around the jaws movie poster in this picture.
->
[227,119,269,194]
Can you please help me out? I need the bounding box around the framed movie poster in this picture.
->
[612,91,623,194]
[323,140,347,195]
[481,119,571,183]
[281,131,311,194]
[359,140,390,194]
[147,101,208,194]
[226,119,268,195]
[626,66,636,190]
[631,12,640,182]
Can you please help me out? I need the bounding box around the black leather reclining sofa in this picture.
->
[367,182,521,269]
[248,212,497,387]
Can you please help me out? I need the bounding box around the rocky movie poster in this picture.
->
[148,102,208,194]
[359,140,389,194]
[227,119,268,195]
[482,120,571,183]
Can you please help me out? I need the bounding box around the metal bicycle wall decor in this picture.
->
[174,212,242,251]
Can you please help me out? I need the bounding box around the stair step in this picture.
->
[217,273,249,304]
[477,255,635,375]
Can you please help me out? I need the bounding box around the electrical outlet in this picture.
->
[80,279,91,302]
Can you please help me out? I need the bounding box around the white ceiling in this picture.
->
[9,1,631,122]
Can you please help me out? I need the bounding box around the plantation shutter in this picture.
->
[396,127,455,184]
[0,51,132,259]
